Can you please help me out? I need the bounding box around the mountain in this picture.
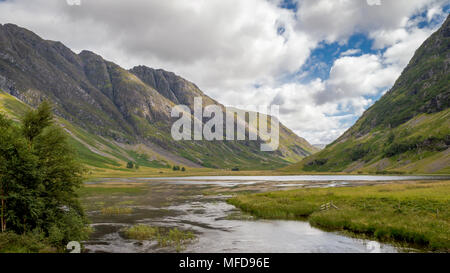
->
[285,15,450,174]
[0,23,317,171]
[313,144,326,151]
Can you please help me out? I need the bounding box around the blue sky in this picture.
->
[0,0,449,144]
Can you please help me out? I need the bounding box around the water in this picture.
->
[138,174,445,182]
[82,175,439,253]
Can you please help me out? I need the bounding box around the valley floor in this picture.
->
[86,165,450,179]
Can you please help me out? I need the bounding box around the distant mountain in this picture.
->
[285,14,450,174]
[313,144,326,150]
[0,23,317,170]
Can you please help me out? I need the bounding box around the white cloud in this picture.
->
[295,0,446,42]
[315,54,401,104]
[366,0,381,6]
[0,0,448,144]
[377,27,436,66]
[0,0,317,90]
[340,49,361,56]
[66,0,81,6]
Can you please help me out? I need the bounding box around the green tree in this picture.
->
[0,102,88,247]
[21,101,53,145]
[0,114,39,233]
[181,167,186,172]
[33,125,87,244]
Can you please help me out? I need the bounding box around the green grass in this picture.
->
[228,181,450,252]
[123,225,195,252]
[0,232,57,253]
[0,90,31,119]
[67,137,121,168]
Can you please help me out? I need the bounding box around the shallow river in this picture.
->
[83,175,446,253]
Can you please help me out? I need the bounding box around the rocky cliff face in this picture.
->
[0,23,317,169]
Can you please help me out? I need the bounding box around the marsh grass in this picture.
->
[78,186,146,196]
[123,225,195,252]
[101,206,133,215]
[228,181,450,252]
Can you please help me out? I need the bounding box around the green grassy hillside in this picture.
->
[0,90,175,174]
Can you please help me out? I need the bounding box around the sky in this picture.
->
[0,0,449,144]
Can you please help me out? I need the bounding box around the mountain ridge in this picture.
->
[0,23,317,170]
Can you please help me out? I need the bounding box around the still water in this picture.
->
[83,175,442,253]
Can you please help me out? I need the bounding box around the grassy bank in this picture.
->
[228,181,450,251]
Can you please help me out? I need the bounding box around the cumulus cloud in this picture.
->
[340,49,361,56]
[0,0,448,144]
[314,54,400,104]
[0,0,316,90]
[295,0,447,42]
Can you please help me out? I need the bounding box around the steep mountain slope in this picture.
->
[0,89,175,172]
[285,15,450,174]
[0,23,317,170]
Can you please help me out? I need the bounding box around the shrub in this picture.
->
[126,161,134,169]
[306,158,328,166]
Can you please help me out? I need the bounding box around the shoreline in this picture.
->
[84,167,450,180]
[227,180,450,252]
